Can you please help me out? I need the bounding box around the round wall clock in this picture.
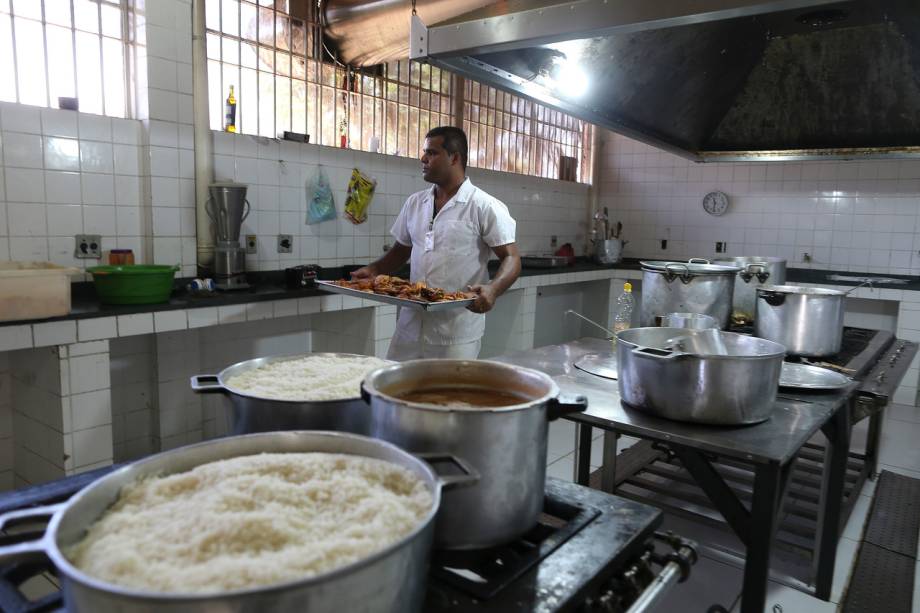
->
[702,191,729,216]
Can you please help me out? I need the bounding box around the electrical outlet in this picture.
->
[551,235,558,249]
[715,241,726,253]
[245,235,257,254]
[660,239,668,250]
[74,234,102,259]
[277,234,293,254]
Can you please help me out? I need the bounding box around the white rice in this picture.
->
[224,354,390,401]
[66,452,432,593]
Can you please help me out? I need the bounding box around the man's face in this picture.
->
[421,136,456,183]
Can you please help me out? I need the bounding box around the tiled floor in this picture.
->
[546,402,920,612]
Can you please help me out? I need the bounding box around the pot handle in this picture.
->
[688,258,710,264]
[663,263,692,284]
[190,375,224,393]
[758,290,786,306]
[546,394,588,421]
[632,346,684,360]
[741,263,769,284]
[415,453,480,492]
[361,384,371,405]
[0,503,64,564]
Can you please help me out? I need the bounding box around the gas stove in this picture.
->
[0,473,696,613]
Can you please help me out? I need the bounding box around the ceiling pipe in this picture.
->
[192,0,214,272]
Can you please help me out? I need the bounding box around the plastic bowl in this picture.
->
[87,265,180,305]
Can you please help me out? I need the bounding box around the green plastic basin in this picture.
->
[87,265,180,305]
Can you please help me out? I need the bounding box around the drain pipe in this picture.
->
[192,0,214,273]
[586,125,603,256]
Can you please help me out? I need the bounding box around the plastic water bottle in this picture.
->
[613,282,634,338]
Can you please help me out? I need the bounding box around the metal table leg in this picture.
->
[740,462,788,613]
[813,396,852,600]
[600,431,619,493]
[574,423,593,486]
[866,404,884,477]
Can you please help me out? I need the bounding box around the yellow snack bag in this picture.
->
[344,168,377,224]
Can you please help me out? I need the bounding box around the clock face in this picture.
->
[703,191,729,216]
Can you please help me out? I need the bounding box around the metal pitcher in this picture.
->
[207,182,251,243]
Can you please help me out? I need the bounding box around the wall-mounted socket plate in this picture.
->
[715,241,726,253]
[74,234,102,259]
[245,235,257,254]
[277,234,293,254]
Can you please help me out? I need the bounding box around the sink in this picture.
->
[826,274,909,285]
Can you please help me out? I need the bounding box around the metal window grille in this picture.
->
[205,0,592,183]
[0,0,130,117]
[464,80,592,183]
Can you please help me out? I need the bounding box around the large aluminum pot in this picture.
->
[640,259,741,329]
[755,285,846,357]
[191,353,389,435]
[361,360,588,550]
[616,327,786,425]
[0,431,477,612]
[659,312,719,330]
[713,256,787,324]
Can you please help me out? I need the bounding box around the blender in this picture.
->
[207,182,250,290]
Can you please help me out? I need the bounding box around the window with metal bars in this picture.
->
[205,0,592,183]
[0,0,130,118]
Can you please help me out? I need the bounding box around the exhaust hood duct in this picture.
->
[322,0,494,67]
[399,0,920,162]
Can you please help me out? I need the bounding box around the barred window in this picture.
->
[0,0,130,117]
[205,0,592,183]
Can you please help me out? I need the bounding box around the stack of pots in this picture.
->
[640,259,741,329]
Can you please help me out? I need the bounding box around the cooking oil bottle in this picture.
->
[613,282,634,343]
[224,85,237,133]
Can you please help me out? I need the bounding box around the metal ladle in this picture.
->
[565,310,616,338]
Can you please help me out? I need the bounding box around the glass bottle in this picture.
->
[613,282,634,338]
[225,85,237,133]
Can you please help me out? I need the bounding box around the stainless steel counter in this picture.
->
[493,337,854,465]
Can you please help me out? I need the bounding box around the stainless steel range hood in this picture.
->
[399,0,920,162]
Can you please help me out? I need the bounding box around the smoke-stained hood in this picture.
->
[390,0,920,162]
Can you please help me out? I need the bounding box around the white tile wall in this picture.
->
[598,131,920,274]
[0,102,145,267]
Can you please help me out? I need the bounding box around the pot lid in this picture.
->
[712,256,786,265]
[641,260,741,275]
[757,284,846,296]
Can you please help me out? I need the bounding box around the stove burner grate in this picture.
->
[429,496,601,600]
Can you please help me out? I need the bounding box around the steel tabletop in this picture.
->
[493,337,855,465]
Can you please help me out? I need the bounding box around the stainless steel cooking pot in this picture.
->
[659,312,719,330]
[191,353,390,435]
[640,259,741,329]
[755,285,846,357]
[0,431,477,612]
[713,256,787,324]
[361,360,587,549]
[616,327,786,425]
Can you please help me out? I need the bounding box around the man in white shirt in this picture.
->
[351,126,521,360]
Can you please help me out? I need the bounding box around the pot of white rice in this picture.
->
[0,431,477,612]
[192,353,392,435]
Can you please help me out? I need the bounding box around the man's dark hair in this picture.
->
[426,126,468,170]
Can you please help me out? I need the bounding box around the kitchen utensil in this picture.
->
[565,309,616,337]
[191,353,387,435]
[86,264,179,305]
[658,312,719,330]
[616,327,785,425]
[362,359,587,549]
[640,259,741,329]
[0,431,477,613]
[713,256,786,324]
[573,353,618,380]
[0,261,78,322]
[779,362,852,390]
[207,182,251,290]
[594,239,625,264]
[315,280,475,311]
[755,285,846,357]
[614,221,622,239]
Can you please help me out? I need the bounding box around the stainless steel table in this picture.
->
[494,338,856,613]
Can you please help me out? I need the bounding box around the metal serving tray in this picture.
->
[779,362,852,390]
[316,280,476,311]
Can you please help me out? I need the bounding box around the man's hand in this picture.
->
[467,284,498,314]
[350,265,377,281]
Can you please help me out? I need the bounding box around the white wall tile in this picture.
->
[1,104,41,133]
[0,325,32,351]
[5,168,45,202]
[117,313,154,336]
[78,115,112,141]
[2,132,44,168]
[41,109,79,138]
[154,310,188,332]
[79,141,114,173]
[7,203,47,236]
[69,339,109,357]
[71,424,113,467]
[69,353,110,394]
[83,205,117,235]
[45,171,82,204]
[187,307,218,328]
[81,173,115,205]
[78,317,117,342]
[71,390,111,431]
[33,320,77,347]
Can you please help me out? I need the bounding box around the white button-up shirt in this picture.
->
[390,178,516,345]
